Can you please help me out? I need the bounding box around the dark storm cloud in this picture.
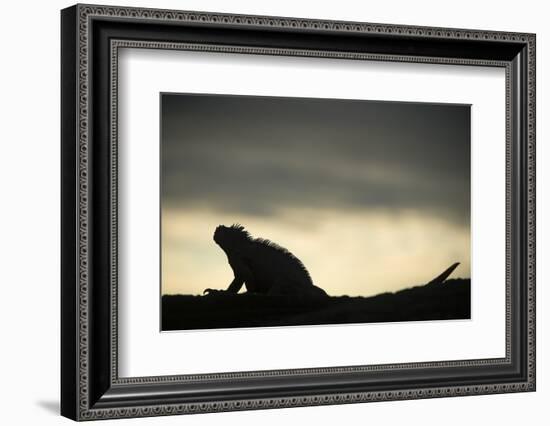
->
[161,93,470,224]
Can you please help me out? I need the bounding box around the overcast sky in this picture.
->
[161,93,470,297]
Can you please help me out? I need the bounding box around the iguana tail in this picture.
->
[426,262,460,285]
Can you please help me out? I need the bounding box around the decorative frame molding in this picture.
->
[61,4,535,421]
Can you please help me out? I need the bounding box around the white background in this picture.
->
[0,0,547,425]
[119,50,506,376]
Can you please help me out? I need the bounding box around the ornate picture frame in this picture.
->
[61,4,536,421]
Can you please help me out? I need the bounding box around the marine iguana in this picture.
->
[204,224,328,298]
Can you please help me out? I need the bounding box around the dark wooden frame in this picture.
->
[61,4,536,421]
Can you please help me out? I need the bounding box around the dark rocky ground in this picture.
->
[161,278,470,331]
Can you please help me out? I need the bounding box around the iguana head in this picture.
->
[213,224,252,249]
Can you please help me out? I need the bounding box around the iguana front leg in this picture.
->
[204,255,250,295]
[203,277,244,295]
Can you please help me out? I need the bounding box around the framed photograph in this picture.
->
[159,93,472,331]
[61,4,536,421]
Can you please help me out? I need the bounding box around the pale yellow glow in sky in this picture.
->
[161,207,470,297]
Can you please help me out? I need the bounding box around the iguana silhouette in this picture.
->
[204,224,328,298]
